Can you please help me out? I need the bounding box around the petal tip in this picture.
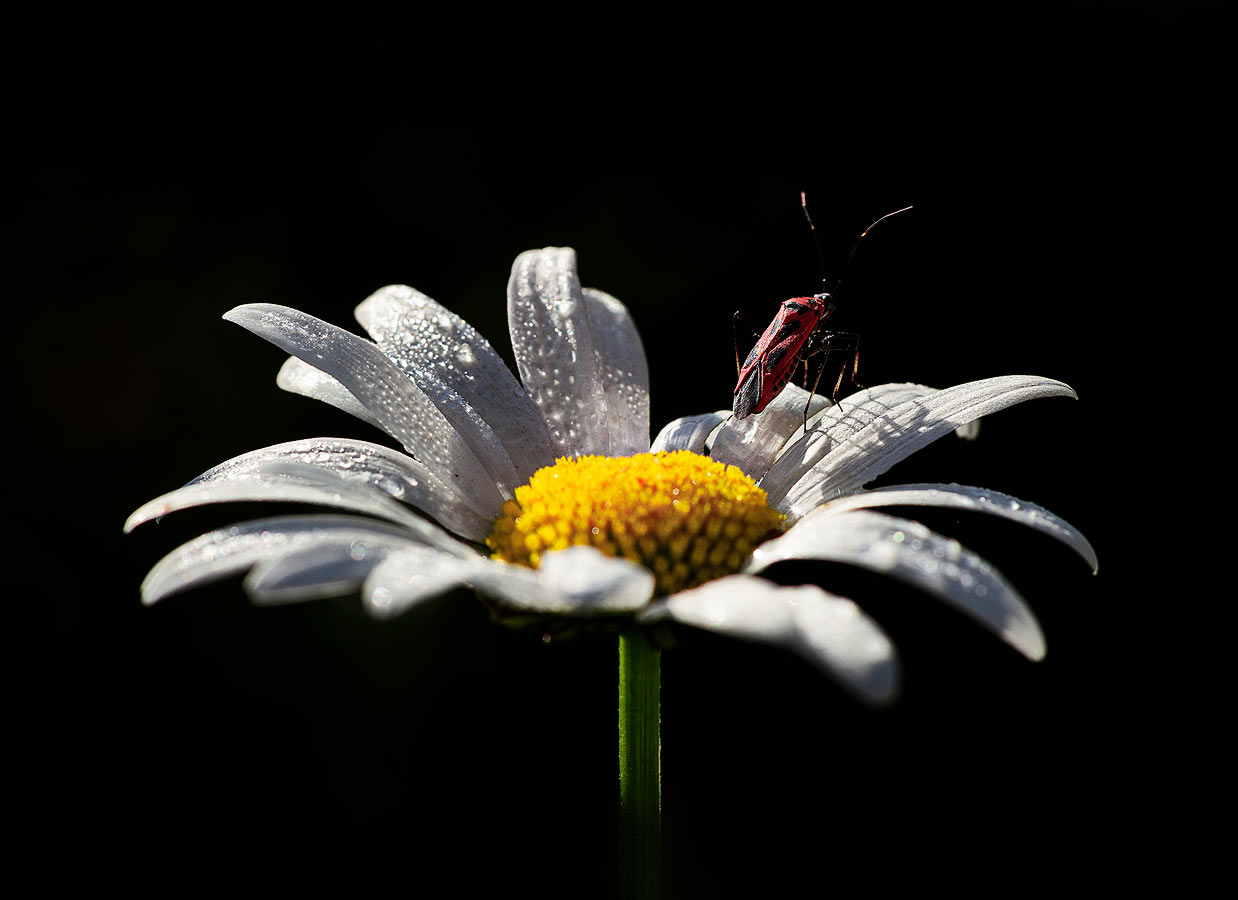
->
[222,303,276,325]
[1083,544,1099,575]
[855,661,902,706]
[1043,377,1077,401]
[1012,627,1047,662]
[123,504,158,533]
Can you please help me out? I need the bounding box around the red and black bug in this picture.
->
[733,196,912,426]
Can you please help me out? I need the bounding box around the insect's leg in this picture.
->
[803,355,829,432]
[803,330,863,413]
[732,311,764,378]
[732,313,742,378]
[845,332,864,392]
[798,330,835,423]
[830,358,848,409]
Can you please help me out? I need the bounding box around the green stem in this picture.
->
[618,629,661,899]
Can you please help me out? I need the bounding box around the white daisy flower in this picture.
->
[127,247,1096,705]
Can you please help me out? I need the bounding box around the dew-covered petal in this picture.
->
[638,575,898,704]
[776,376,1078,518]
[139,515,431,606]
[363,545,481,619]
[581,287,650,457]
[223,304,504,512]
[125,475,403,534]
[127,461,474,557]
[245,543,395,604]
[806,483,1097,572]
[507,248,609,457]
[746,509,1046,660]
[711,384,832,480]
[181,438,492,540]
[355,285,554,481]
[760,383,937,505]
[650,411,731,454]
[129,462,398,531]
[276,356,384,429]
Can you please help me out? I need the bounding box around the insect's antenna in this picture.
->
[800,191,831,292]
[835,205,913,293]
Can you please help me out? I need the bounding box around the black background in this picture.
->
[13,4,1232,897]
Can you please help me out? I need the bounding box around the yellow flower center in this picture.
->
[485,450,785,597]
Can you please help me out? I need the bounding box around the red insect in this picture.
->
[732,293,849,419]
[733,198,912,425]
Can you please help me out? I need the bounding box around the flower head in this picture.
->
[485,451,784,595]
[128,247,1096,703]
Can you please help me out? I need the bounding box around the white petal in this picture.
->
[470,548,655,616]
[746,509,1046,660]
[365,546,656,619]
[536,546,655,613]
[276,356,384,429]
[581,287,651,456]
[711,384,833,480]
[638,575,898,704]
[223,304,504,512]
[650,411,731,454]
[777,376,1078,517]
[183,437,492,540]
[355,285,555,482]
[245,544,391,604]
[703,419,728,454]
[507,248,610,457]
[127,460,473,557]
[139,516,429,605]
[363,546,480,618]
[760,383,937,505]
[463,559,564,613]
[807,483,1097,573]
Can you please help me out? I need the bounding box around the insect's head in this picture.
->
[812,293,837,317]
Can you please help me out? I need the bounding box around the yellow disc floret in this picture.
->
[485,450,785,597]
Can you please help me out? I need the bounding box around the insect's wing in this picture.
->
[733,301,821,419]
[733,364,763,419]
[735,334,763,390]
[754,303,820,407]
[734,310,778,418]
